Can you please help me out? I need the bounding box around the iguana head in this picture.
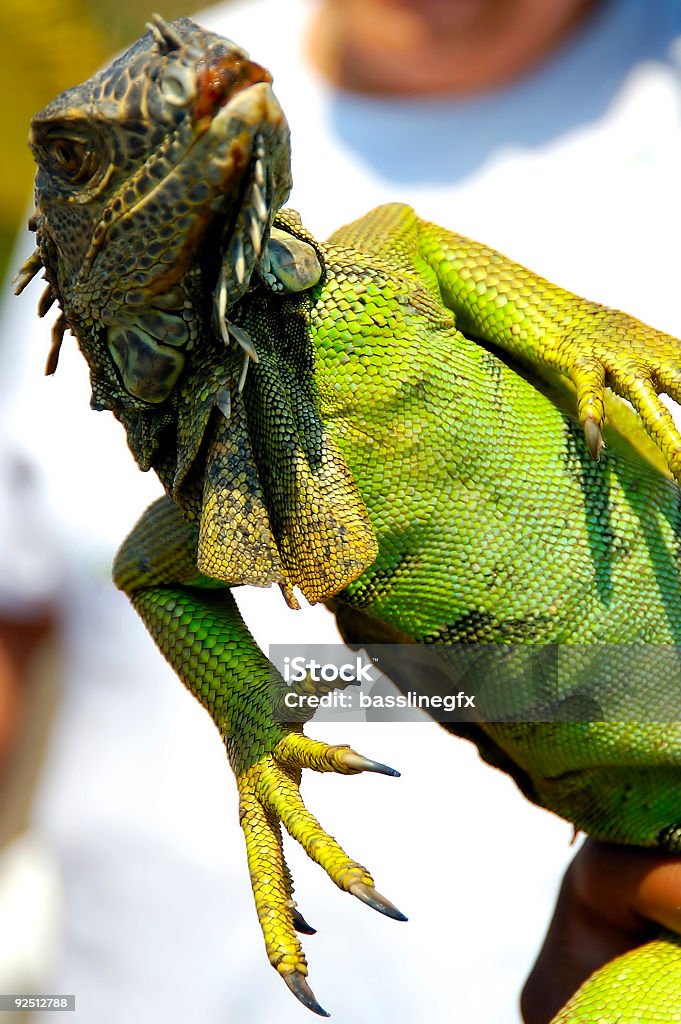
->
[17,15,291,413]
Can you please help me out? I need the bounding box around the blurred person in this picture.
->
[3,1,681,1022]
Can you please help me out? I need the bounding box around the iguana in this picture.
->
[16,15,681,1021]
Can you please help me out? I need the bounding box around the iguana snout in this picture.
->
[191,36,273,124]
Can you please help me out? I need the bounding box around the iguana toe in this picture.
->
[583,416,604,461]
[282,970,330,1017]
[274,732,399,777]
[349,881,408,921]
[336,750,401,776]
[290,907,317,935]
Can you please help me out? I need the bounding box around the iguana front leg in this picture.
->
[112,496,404,1015]
[332,204,681,483]
[427,222,681,478]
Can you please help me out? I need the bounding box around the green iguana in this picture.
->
[16,15,681,1021]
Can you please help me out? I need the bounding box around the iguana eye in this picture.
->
[49,137,98,183]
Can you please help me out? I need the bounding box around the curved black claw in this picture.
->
[291,908,317,935]
[283,971,330,1017]
[341,752,401,777]
[584,417,604,461]
[349,881,408,921]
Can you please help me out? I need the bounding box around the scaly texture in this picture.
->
[19,16,681,1021]
[550,934,681,1024]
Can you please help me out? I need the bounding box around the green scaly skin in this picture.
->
[18,16,681,1021]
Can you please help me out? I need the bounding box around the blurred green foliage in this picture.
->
[0,0,209,281]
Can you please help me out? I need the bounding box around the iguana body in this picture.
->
[18,16,681,1021]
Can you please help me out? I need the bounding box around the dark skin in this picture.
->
[0,632,21,764]
[306,1,681,1021]
[522,840,681,1024]
[0,617,52,766]
[307,0,597,95]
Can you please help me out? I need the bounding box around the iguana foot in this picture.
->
[235,731,405,1013]
[562,311,681,483]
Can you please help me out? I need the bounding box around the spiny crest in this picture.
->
[146,13,183,53]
